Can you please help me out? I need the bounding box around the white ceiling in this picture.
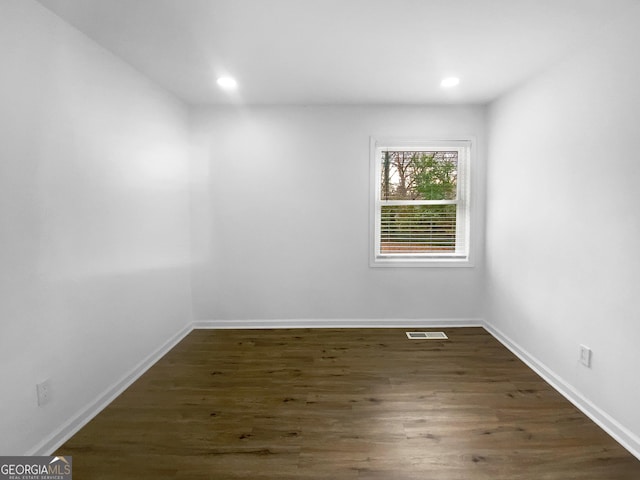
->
[36,0,638,105]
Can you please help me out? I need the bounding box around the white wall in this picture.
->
[190,105,485,322]
[486,4,640,453]
[0,1,193,455]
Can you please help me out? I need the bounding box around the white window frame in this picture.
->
[369,137,473,267]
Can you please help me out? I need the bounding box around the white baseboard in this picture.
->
[484,320,640,461]
[193,318,484,329]
[29,317,640,462]
[29,323,193,456]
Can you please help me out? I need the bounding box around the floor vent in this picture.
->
[406,331,448,340]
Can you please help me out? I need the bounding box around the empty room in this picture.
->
[1,0,640,478]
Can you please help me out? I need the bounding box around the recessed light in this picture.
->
[217,76,238,89]
[441,77,460,88]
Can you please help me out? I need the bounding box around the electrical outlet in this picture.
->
[36,379,52,406]
[579,345,592,368]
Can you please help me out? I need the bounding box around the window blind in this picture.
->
[380,204,458,254]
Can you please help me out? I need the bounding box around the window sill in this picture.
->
[370,255,473,268]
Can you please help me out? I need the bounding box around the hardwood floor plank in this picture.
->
[57,328,640,479]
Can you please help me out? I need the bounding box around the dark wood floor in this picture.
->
[57,328,640,479]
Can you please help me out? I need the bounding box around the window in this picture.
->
[370,138,472,266]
